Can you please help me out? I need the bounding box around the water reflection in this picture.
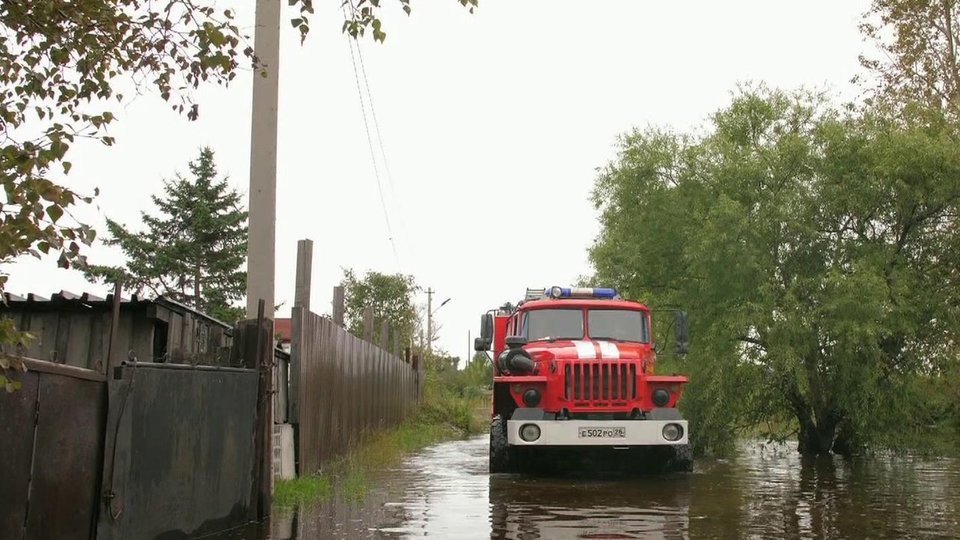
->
[489,474,691,539]
[228,435,959,539]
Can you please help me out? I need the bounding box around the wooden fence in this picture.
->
[290,307,420,475]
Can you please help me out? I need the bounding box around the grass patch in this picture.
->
[272,474,331,508]
[272,366,491,509]
[341,463,368,501]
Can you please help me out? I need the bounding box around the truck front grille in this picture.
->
[563,362,638,406]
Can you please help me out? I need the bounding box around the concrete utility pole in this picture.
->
[246,0,281,320]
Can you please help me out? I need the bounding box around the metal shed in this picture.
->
[0,291,234,373]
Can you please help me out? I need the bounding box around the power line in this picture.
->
[343,14,401,268]
[351,31,413,259]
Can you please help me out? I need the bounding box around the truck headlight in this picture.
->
[522,388,541,407]
[662,423,683,441]
[519,423,541,442]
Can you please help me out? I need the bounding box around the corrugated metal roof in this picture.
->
[1,291,232,327]
[2,290,147,304]
[1,290,289,353]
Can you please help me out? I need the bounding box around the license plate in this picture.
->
[578,426,626,439]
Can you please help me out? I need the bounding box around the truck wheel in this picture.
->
[489,415,511,473]
[669,444,693,472]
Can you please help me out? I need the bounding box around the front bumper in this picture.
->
[506,418,688,446]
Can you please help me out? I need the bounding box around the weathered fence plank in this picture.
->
[0,360,106,540]
[332,286,345,326]
[29,371,106,539]
[0,370,40,539]
[291,308,418,474]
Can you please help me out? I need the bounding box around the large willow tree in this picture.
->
[589,87,960,455]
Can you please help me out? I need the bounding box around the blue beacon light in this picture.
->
[548,287,618,299]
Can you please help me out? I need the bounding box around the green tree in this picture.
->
[463,352,492,389]
[424,349,460,373]
[859,0,960,115]
[589,86,960,456]
[340,269,419,348]
[84,147,248,322]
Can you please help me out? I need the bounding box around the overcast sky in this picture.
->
[5,0,873,364]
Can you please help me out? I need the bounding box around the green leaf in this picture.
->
[47,204,63,223]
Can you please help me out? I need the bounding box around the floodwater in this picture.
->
[224,435,960,539]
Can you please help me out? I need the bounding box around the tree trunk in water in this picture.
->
[796,411,839,455]
[831,422,857,456]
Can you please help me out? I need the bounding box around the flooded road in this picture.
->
[232,435,960,539]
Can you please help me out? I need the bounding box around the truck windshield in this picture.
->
[523,309,583,341]
[588,309,649,343]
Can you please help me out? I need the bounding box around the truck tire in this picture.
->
[669,444,693,472]
[489,415,511,473]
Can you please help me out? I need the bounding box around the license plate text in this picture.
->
[578,426,626,439]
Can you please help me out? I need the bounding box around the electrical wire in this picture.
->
[351,32,414,261]
[344,29,401,268]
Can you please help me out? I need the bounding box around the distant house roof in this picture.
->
[275,318,291,342]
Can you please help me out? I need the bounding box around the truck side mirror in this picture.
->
[674,310,689,356]
[475,314,494,351]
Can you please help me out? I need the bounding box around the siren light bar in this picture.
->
[547,286,618,299]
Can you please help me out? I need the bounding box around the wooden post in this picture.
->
[362,306,374,342]
[106,281,122,374]
[237,300,274,521]
[414,352,424,401]
[294,239,313,311]
[332,286,345,326]
[379,321,389,349]
[393,332,400,357]
[287,307,301,426]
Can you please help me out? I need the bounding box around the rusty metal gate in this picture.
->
[0,360,107,540]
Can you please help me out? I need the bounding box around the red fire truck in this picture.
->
[475,286,692,473]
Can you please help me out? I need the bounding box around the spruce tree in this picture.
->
[84,147,248,323]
